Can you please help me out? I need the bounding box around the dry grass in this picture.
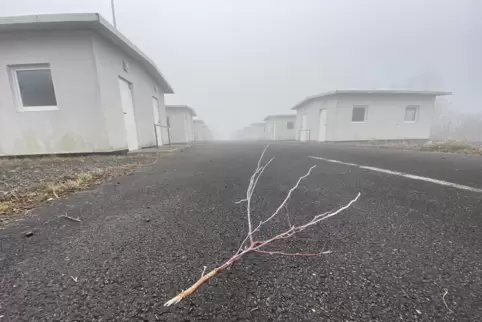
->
[0,164,137,222]
[421,141,482,155]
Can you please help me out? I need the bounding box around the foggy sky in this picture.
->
[1,0,480,139]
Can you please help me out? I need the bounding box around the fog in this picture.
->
[2,0,480,140]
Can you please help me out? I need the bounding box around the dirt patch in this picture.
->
[0,154,164,223]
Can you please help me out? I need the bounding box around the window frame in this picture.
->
[404,105,419,123]
[351,105,367,123]
[9,63,58,112]
[286,121,294,130]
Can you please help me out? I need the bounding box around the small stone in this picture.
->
[24,231,34,237]
[144,218,151,222]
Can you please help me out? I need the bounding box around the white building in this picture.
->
[264,114,296,140]
[0,13,174,156]
[193,120,212,141]
[292,90,450,142]
[166,105,196,144]
[233,127,252,141]
[247,123,266,141]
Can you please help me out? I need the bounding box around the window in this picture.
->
[9,64,57,111]
[352,106,367,122]
[404,106,418,122]
[287,121,294,130]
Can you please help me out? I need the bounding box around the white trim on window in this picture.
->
[9,63,58,112]
[351,105,368,123]
[404,105,419,123]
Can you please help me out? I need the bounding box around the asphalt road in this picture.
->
[1,142,481,321]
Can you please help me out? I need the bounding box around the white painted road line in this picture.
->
[309,156,482,194]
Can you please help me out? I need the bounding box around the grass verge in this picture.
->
[0,164,137,223]
[420,141,482,155]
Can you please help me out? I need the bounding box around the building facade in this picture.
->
[0,13,173,156]
[264,115,296,140]
[166,105,196,144]
[293,90,450,142]
[193,120,212,141]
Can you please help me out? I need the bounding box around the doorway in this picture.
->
[118,78,138,151]
[318,109,327,141]
[152,97,163,146]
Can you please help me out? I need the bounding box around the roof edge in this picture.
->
[0,13,174,94]
[166,105,197,117]
[292,89,452,110]
[264,114,296,121]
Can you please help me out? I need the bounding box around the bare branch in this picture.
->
[243,165,316,244]
[244,145,271,243]
[164,145,361,306]
[254,249,332,257]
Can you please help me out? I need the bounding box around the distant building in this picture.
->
[166,105,196,144]
[264,114,296,140]
[193,119,212,141]
[292,90,451,142]
[0,13,173,156]
[249,122,266,140]
[234,126,253,141]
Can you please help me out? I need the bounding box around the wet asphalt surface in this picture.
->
[0,142,481,321]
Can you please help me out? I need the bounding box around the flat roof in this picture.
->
[292,89,451,110]
[0,13,173,93]
[264,114,296,121]
[166,105,197,117]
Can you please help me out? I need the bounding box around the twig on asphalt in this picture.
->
[71,276,78,282]
[164,145,361,306]
[201,266,207,277]
[250,307,259,312]
[61,214,81,222]
[442,288,454,313]
[52,187,59,199]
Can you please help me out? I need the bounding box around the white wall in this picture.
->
[92,34,165,149]
[0,30,109,156]
[0,29,168,156]
[193,122,211,141]
[295,94,436,141]
[295,98,336,141]
[166,108,194,144]
[265,116,296,140]
[331,94,435,141]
